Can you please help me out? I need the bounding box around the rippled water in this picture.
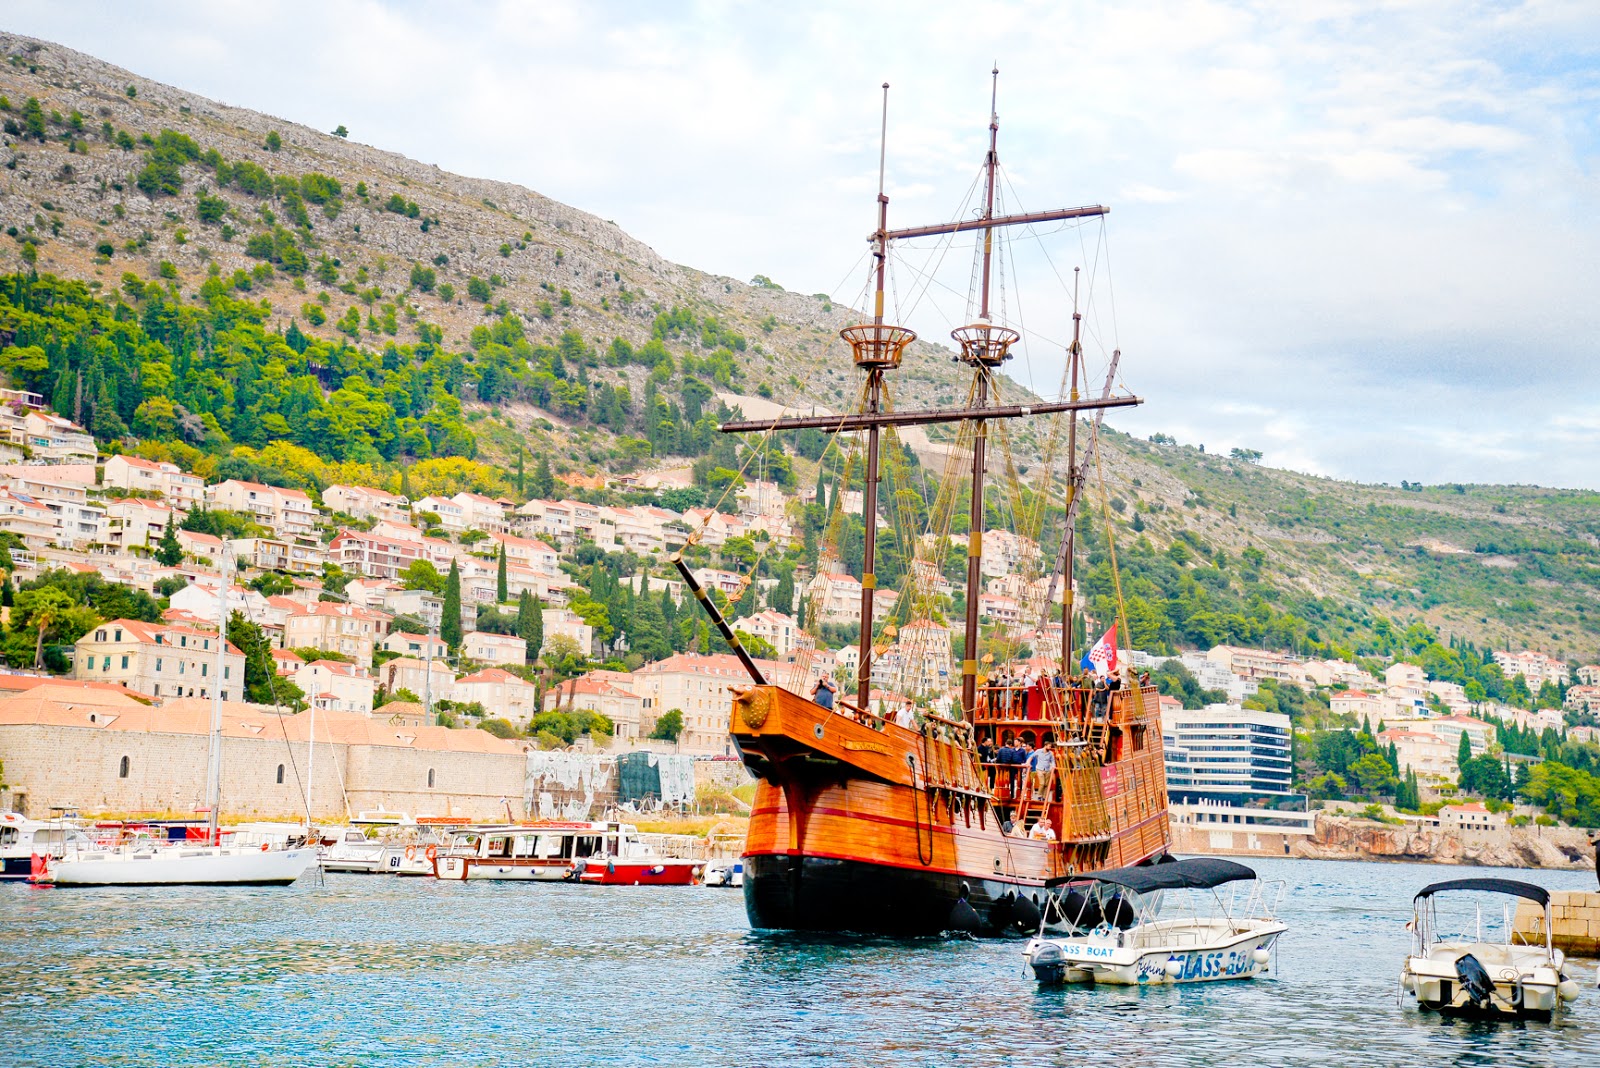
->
[2,858,1596,1067]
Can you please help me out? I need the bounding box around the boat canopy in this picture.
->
[1046,857,1256,892]
[1414,878,1550,906]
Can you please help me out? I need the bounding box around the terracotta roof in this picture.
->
[83,618,242,656]
[455,668,534,687]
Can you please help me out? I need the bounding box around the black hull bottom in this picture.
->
[743,853,1049,937]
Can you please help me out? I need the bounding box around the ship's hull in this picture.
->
[729,684,1171,936]
[744,852,1053,935]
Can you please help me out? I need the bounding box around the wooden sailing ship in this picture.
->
[676,73,1170,935]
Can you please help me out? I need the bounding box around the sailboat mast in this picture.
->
[207,548,227,844]
[959,68,1002,720]
[1061,268,1082,670]
[854,83,892,712]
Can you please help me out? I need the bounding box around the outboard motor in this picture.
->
[1454,953,1494,1011]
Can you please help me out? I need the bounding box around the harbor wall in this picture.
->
[1514,891,1600,957]
[0,722,526,821]
[1170,822,1300,857]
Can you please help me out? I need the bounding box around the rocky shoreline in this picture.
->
[1290,815,1597,871]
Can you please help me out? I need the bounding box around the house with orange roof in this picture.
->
[102,454,204,506]
[205,479,317,538]
[73,618,245,702]
[324,483,411,524]
[463,631,527,668]
[451,667,540,728]
[282,601,390,664]
[542,673,644,741]
[293,659,375,716]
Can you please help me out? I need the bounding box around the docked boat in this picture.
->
[433,821,704,884]
[0,812,95,880]
[675,72,1170,936]
[33,837,317,886]
[320,827,390,874]
[1023,858,1285,985]
[1401,878,1583,1020]
[31,547,316,888]
[704,858,745,888]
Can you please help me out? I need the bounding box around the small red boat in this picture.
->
[432,821,704,885]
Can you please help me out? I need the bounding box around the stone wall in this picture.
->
[1514,891,1600,957]
[0,723,524,821]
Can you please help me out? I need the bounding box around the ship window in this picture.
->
[276,764,285,784]
[118,755,130,778]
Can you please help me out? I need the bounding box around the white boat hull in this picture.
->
[1403,943,1576,1020]
[1027,922,1286,986]
[40,846,318,887]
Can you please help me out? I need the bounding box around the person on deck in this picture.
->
[1028,735,1055,800]
[811,676,837,711]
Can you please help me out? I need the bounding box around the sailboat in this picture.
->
[34,549,318,887]
[676,73,1171,935]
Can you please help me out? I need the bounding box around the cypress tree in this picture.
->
[441,559,463,649]
[156,513,184,566]
[496,542,508,603]
[1457,729,1473,769]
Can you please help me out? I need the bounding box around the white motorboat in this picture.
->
[704,858,744,887]
[0,812,95,880]
[320,827,389,874]
[1401,877,1583,1020]
[1023,858,1286,986]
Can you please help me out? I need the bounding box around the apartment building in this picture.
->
[101,454,204,506]
[451,668,540,728]
[1161,704,1294,801]
[293,659,375,716]
[282,602,390,664]
[323,484,411,523]
[463,631,527,668]
[13,410,96,463]
[206,480,316,539]
[542,673,644,741]
[451,492,510,535]
[74,618,245,701]
[413,495,467,532]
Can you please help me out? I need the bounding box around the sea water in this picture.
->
[2,858,1596,1066]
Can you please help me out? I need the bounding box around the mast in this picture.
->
[845,83,917,711]
[1061,268,1081,670]
[958,67,1004,720]
[207,547,227,844]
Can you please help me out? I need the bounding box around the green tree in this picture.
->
[264,131,282,152]
[440,559,463,649]
[517,591,544,661]
[649,708,684,742]
[496,542,509,603]
[531,455,555,499]
[7,587,95,671]
[1349,752,1399,797]
[1457,730,1473,769]
[155,513,184,566]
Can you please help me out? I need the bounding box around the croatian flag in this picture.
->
[1083,624,1118,676]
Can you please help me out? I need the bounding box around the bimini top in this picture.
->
[1414,878,1550,906]
[1046,857,1257,892]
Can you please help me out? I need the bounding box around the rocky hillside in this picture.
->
[0,32,975,414]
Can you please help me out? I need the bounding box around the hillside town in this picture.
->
[0,389,1593,840]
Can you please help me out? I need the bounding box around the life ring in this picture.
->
[424,845,437,862]
[260,842,269,852]
[405,845,416,861]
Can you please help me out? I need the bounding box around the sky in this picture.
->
[9,1,1600,489]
